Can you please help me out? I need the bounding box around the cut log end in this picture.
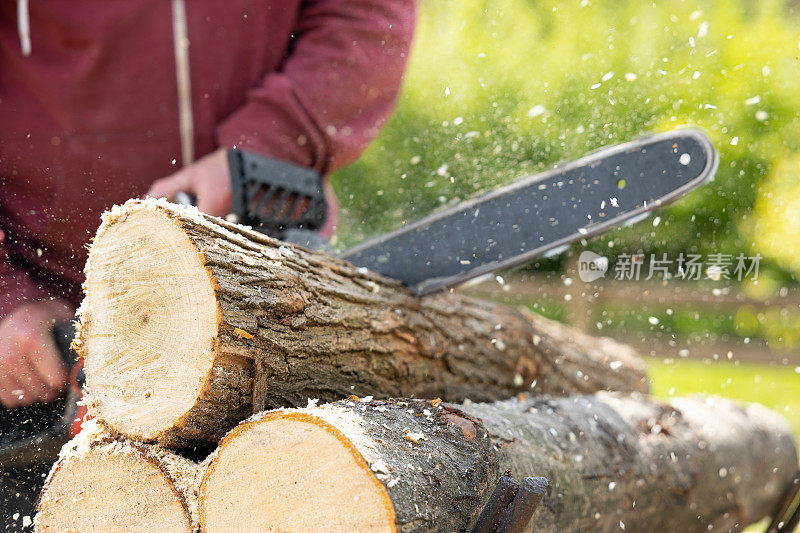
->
[36,443,194,532]
[199,411,396,533]
[79,206,221,442]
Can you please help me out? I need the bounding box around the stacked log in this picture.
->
[37,395,798,532]
[35,420,200,532]
[468,394,798,532]
[196,395,797,532]
[33,200,799,532]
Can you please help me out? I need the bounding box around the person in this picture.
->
[0,0,415,527]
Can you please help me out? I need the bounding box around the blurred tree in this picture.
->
[750,153,800,273]
[331,0,800,285]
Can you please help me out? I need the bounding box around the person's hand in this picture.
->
[0,300,73,408]
[147,148,232,217]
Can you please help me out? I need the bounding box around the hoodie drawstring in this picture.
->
[17,0,31,56]
[171,0,195,167]
[15,0,195,168]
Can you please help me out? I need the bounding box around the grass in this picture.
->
[645,356,800,440]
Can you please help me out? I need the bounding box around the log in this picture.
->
[468,394,799,532]
[75,198,647,447]
[199,398,497,532]
[35,420,200,532]
[198,395,798,533]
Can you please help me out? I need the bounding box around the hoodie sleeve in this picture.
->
[215,0,415,175]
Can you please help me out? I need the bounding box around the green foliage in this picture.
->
[749,154,800,273]
[331,0,800,285]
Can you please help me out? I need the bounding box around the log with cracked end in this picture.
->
[198,395,798,533]
[35,420,201,532]
[75,198,647,447]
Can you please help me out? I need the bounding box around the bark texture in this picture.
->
[77,198,647,446]
[199,398,498,532]
[466,393,799,532]
[35,420,201,532]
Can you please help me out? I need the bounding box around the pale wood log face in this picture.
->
[35,449,192,532]
[200,412,396,533]
[81,208,220,441]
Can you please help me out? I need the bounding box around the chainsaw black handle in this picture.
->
[52,321,77,367]
[227,148,327,235]
[52,321,84,389]
[171,150,330,252]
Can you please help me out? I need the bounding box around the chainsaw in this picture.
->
[0,128,717,469]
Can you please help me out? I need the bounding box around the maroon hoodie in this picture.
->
[0,0,415,319]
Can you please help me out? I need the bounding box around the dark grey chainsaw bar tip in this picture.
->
[340,128,718,295]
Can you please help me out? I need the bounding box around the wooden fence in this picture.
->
[460,272,800,366]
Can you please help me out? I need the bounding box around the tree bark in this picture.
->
[199,398,498,533]
[468,393,799,532]
[198,395,798,533]
[76,198,647,447]
[35,421,201,532]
